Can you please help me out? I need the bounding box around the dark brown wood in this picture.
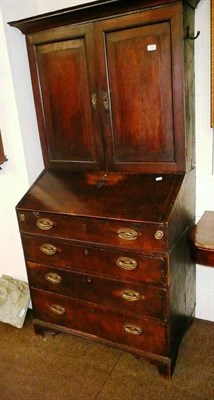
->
[8,0,201,34]
[26,246,166,285]
[31,288,168,356]
[26,24,104,170]
[16,169,185,222]
[27,262,167,320]
[189,211,214,267]
[11,2,191,173]
[10,0,199,378]
[96,5,185,172]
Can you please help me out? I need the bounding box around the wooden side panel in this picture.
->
[169,231,196,357]
[183,4,196,172]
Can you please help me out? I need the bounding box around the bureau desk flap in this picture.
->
[17,169,184,223]
[16,169,194,251]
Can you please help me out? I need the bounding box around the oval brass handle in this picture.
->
[45,272,62,285]
[40,243,57,256]
[116,256,138,270]
[123,324,142,336]
[37,218,54,231]
[49,304,66,315]
[117,228,138,241]
[121,289,140,302]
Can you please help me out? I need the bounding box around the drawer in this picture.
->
[17,211,167,252]
[27,262,167,320]
[31,289,168,357]
[22,235,167,285]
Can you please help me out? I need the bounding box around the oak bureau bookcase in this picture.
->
[9,0,200,378]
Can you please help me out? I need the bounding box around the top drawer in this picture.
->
[16,211,167,253]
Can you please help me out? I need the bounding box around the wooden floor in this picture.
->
[0,311,213,400]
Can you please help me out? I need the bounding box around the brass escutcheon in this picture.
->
[123,324,143,336]
[45,272,62,285]
[121,289,140,302]
[49,304,66,315]
[117,228,138,241]
[102,91,109,111]
[40,243,57,256]
[116,256,138,270]
[37,218,54,231]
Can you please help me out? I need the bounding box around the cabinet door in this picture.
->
[97,5,185,173]
[27,24,104,170]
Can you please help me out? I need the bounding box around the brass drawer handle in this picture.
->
[49,304,66,315]
[37,218,54,231]
[117,228,138,241]
[40,243,57,256]
[116,256,138,270]
[124,324,142,336]
[121,289,140,302]
[45,272,62,285]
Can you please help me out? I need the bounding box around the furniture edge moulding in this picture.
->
[8,0,201,35]
[0,131,8,169]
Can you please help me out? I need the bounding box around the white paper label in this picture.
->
[147,44,157,51]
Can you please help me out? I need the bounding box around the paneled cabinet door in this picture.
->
[96,5,185,173]
[27,24,104,170]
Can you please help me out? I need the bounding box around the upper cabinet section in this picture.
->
[9,0,199,173]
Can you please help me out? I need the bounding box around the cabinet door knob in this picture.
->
[45,272,62,285]
[155,230,164,240]
[40,243,57,256]
[121,289,140,302]
[37,218,53,231]
[91,92,97,111]
[123,324,143,336]
[116,256,138,270]
[49,304,66,315]
[117,228,138,241]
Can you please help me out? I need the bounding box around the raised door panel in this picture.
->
[97,5,185,172]
[106,23,174,161]
[27,25,104,170]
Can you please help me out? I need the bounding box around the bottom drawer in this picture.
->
[31,289,168,357]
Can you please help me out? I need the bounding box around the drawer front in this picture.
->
[27,262,167,320]
[17,211,167,252]
[31,289,168,356]
[22,235,166,285]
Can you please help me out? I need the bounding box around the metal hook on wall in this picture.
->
[184,26,200,40]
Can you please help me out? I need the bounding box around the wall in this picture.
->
[195,0,214,321]
[0,0,213,320]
